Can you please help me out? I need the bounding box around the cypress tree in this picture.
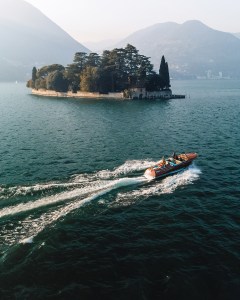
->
[159,56,166,75]
[165,62,170,88]
[31,66,37,88]
[159,56,171,89]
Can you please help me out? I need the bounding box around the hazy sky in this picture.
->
[24,0,240,42]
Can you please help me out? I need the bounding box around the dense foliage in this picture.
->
[27,44,171,93]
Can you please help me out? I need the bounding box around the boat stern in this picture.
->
[144,168,156,180]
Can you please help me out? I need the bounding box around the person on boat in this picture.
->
[162,156,166,166]
[158,156,166,166]
[172,152,178,160]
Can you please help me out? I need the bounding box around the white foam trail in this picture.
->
[96,159,157,179]
[115,165,201,205]
[23,167,199,242]
[0,184,104,218]
[20,236,34,244]
[54,177,146,220]
[11,176,147,244]
[0,177,146,219]
[1,161,200,245]
[1,160,154,199]
[1,181,86,199]
[160,164,201,193]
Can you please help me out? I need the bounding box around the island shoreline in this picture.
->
[31,89,185,100]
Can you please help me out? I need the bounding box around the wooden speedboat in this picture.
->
[144,152,198,179]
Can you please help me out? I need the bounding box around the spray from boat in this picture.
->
[0,159,201,245]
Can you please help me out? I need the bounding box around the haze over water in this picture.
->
[0,80,240,299]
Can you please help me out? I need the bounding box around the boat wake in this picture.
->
[114,164,201,206]
[0,160,201,246]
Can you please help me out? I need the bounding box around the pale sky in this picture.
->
[24,0,240,43]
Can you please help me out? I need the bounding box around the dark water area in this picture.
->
[0,80,240,299]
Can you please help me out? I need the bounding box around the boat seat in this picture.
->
[175,159,182,164]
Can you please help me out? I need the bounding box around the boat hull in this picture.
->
[144,152,198,179]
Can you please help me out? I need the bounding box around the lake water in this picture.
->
[0,80,239,299]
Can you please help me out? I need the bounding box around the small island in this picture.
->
[27,44,185,100]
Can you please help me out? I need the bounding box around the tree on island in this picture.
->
[46,70,68,92]
[27,64,68,91]
[159,55,171,89]
[80,66,99,92]
[32,66,37,86]
[27,44,171,94]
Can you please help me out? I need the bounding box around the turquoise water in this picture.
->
[0,81,240,299]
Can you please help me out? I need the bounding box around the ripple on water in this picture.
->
[0,81,240,299]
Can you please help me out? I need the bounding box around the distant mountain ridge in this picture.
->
[0,0,90,81]
[233,33,240,39]
[84,39,121,53]
[116,20,240,78]
[2,1,240,81]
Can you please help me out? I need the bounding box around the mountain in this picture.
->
[0,0,90,81]
[84,39,121,53]
[233,33,240,39]
[116,20,240,79]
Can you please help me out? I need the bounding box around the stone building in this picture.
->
[129,87,172,99]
